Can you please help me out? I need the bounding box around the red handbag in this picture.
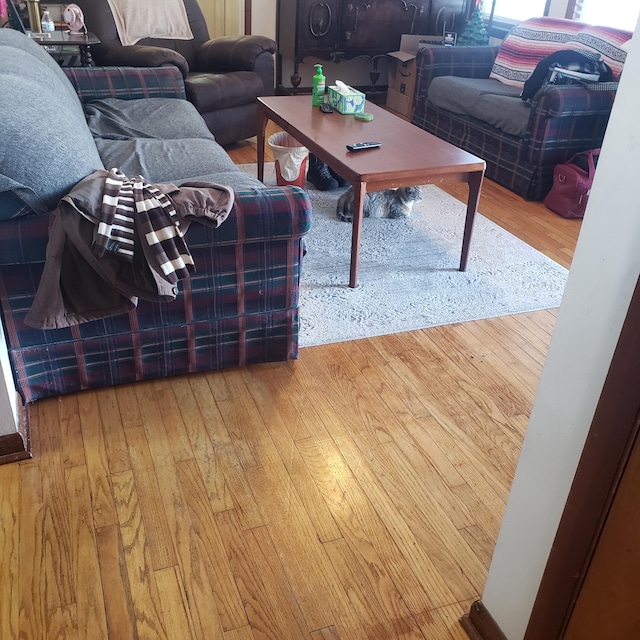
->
[544,149,600,219]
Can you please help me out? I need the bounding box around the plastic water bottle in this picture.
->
[41,11,55,32]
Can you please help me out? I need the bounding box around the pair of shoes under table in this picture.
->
[307,154,348,191]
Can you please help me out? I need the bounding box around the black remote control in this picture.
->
[320,103,333,113]
[346,141,381,152]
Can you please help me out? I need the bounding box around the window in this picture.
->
[482,0,638,33]
[487,0,548,23]
[481,0,548,37]
[571,0,639,31]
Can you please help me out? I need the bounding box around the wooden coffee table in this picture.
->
[257,96,486,288]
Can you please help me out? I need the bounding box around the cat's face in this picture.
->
[399,186,423,203]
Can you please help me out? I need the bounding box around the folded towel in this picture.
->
[106,0,194,46]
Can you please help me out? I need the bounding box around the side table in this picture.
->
[29,31,100,67]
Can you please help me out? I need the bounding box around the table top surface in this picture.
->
[258,95,485,187]
[28,30,100,45]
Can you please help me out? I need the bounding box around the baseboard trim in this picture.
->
[460,600,508,640]
[0,399,31,465]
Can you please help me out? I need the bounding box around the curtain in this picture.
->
[197,0,243,37]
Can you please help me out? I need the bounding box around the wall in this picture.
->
[197,0,277,38]
[252,0,276,39]
[481,19,640,640]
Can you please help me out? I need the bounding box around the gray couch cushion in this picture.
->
[0,37,104,216]
[88,97,262,188]
[95,137,261,189]
[428,77,522,113]
[84,98,216,141]
[427,76,530,138]
[471,94,531,137]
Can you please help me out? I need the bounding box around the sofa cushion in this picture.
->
[428,76,530,137]
[471,94,531,137]
[84,98,216,140]
[0,37,104,216]
[95,137,263,190]
[428,77,522,113]
[490,17,584,88]
[565,25,631,79]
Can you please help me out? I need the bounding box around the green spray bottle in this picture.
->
[312,63,326,107]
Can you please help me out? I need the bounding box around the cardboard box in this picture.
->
[328,85,366,114]
[387,34,444,118]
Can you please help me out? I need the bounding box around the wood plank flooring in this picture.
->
[0,124,582,639]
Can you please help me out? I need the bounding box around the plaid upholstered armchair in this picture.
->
[411,17,631,200]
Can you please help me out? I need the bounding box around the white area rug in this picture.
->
[239,164,569,348]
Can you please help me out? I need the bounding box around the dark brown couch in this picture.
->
[76,0,276,146]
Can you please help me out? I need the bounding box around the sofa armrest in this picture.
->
[525,84,617,167]
[63,66,187,104]
[185,186,313,247]
[98,45,190,78]
[530,83,618,118]
[195,35,277,73]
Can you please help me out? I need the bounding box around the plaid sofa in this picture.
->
[0,39,312,409]
[411,18,631,201]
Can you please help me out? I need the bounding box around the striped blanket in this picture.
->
[96,168,194,284]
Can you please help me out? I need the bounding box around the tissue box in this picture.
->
[328,86,366,114]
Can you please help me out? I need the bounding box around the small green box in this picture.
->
[327,86,366,114]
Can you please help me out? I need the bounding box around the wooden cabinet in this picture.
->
[276,0,472,90]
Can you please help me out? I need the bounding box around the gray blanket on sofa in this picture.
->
[85,98,264,191]
[428,76,532,137]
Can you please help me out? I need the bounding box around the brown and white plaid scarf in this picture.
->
[94,168,195,283]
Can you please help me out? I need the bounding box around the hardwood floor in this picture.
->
[0,126,582,639]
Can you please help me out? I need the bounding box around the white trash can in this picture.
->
[268,132,309,188]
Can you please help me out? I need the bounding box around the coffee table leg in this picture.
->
[349,183,366,288]
[257,107,267,183]
[460,170,484,271]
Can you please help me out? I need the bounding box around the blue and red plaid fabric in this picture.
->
[64,66,187,103]
[0,187,312,404]
[412,45,617,201]
[0,66,313,404]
